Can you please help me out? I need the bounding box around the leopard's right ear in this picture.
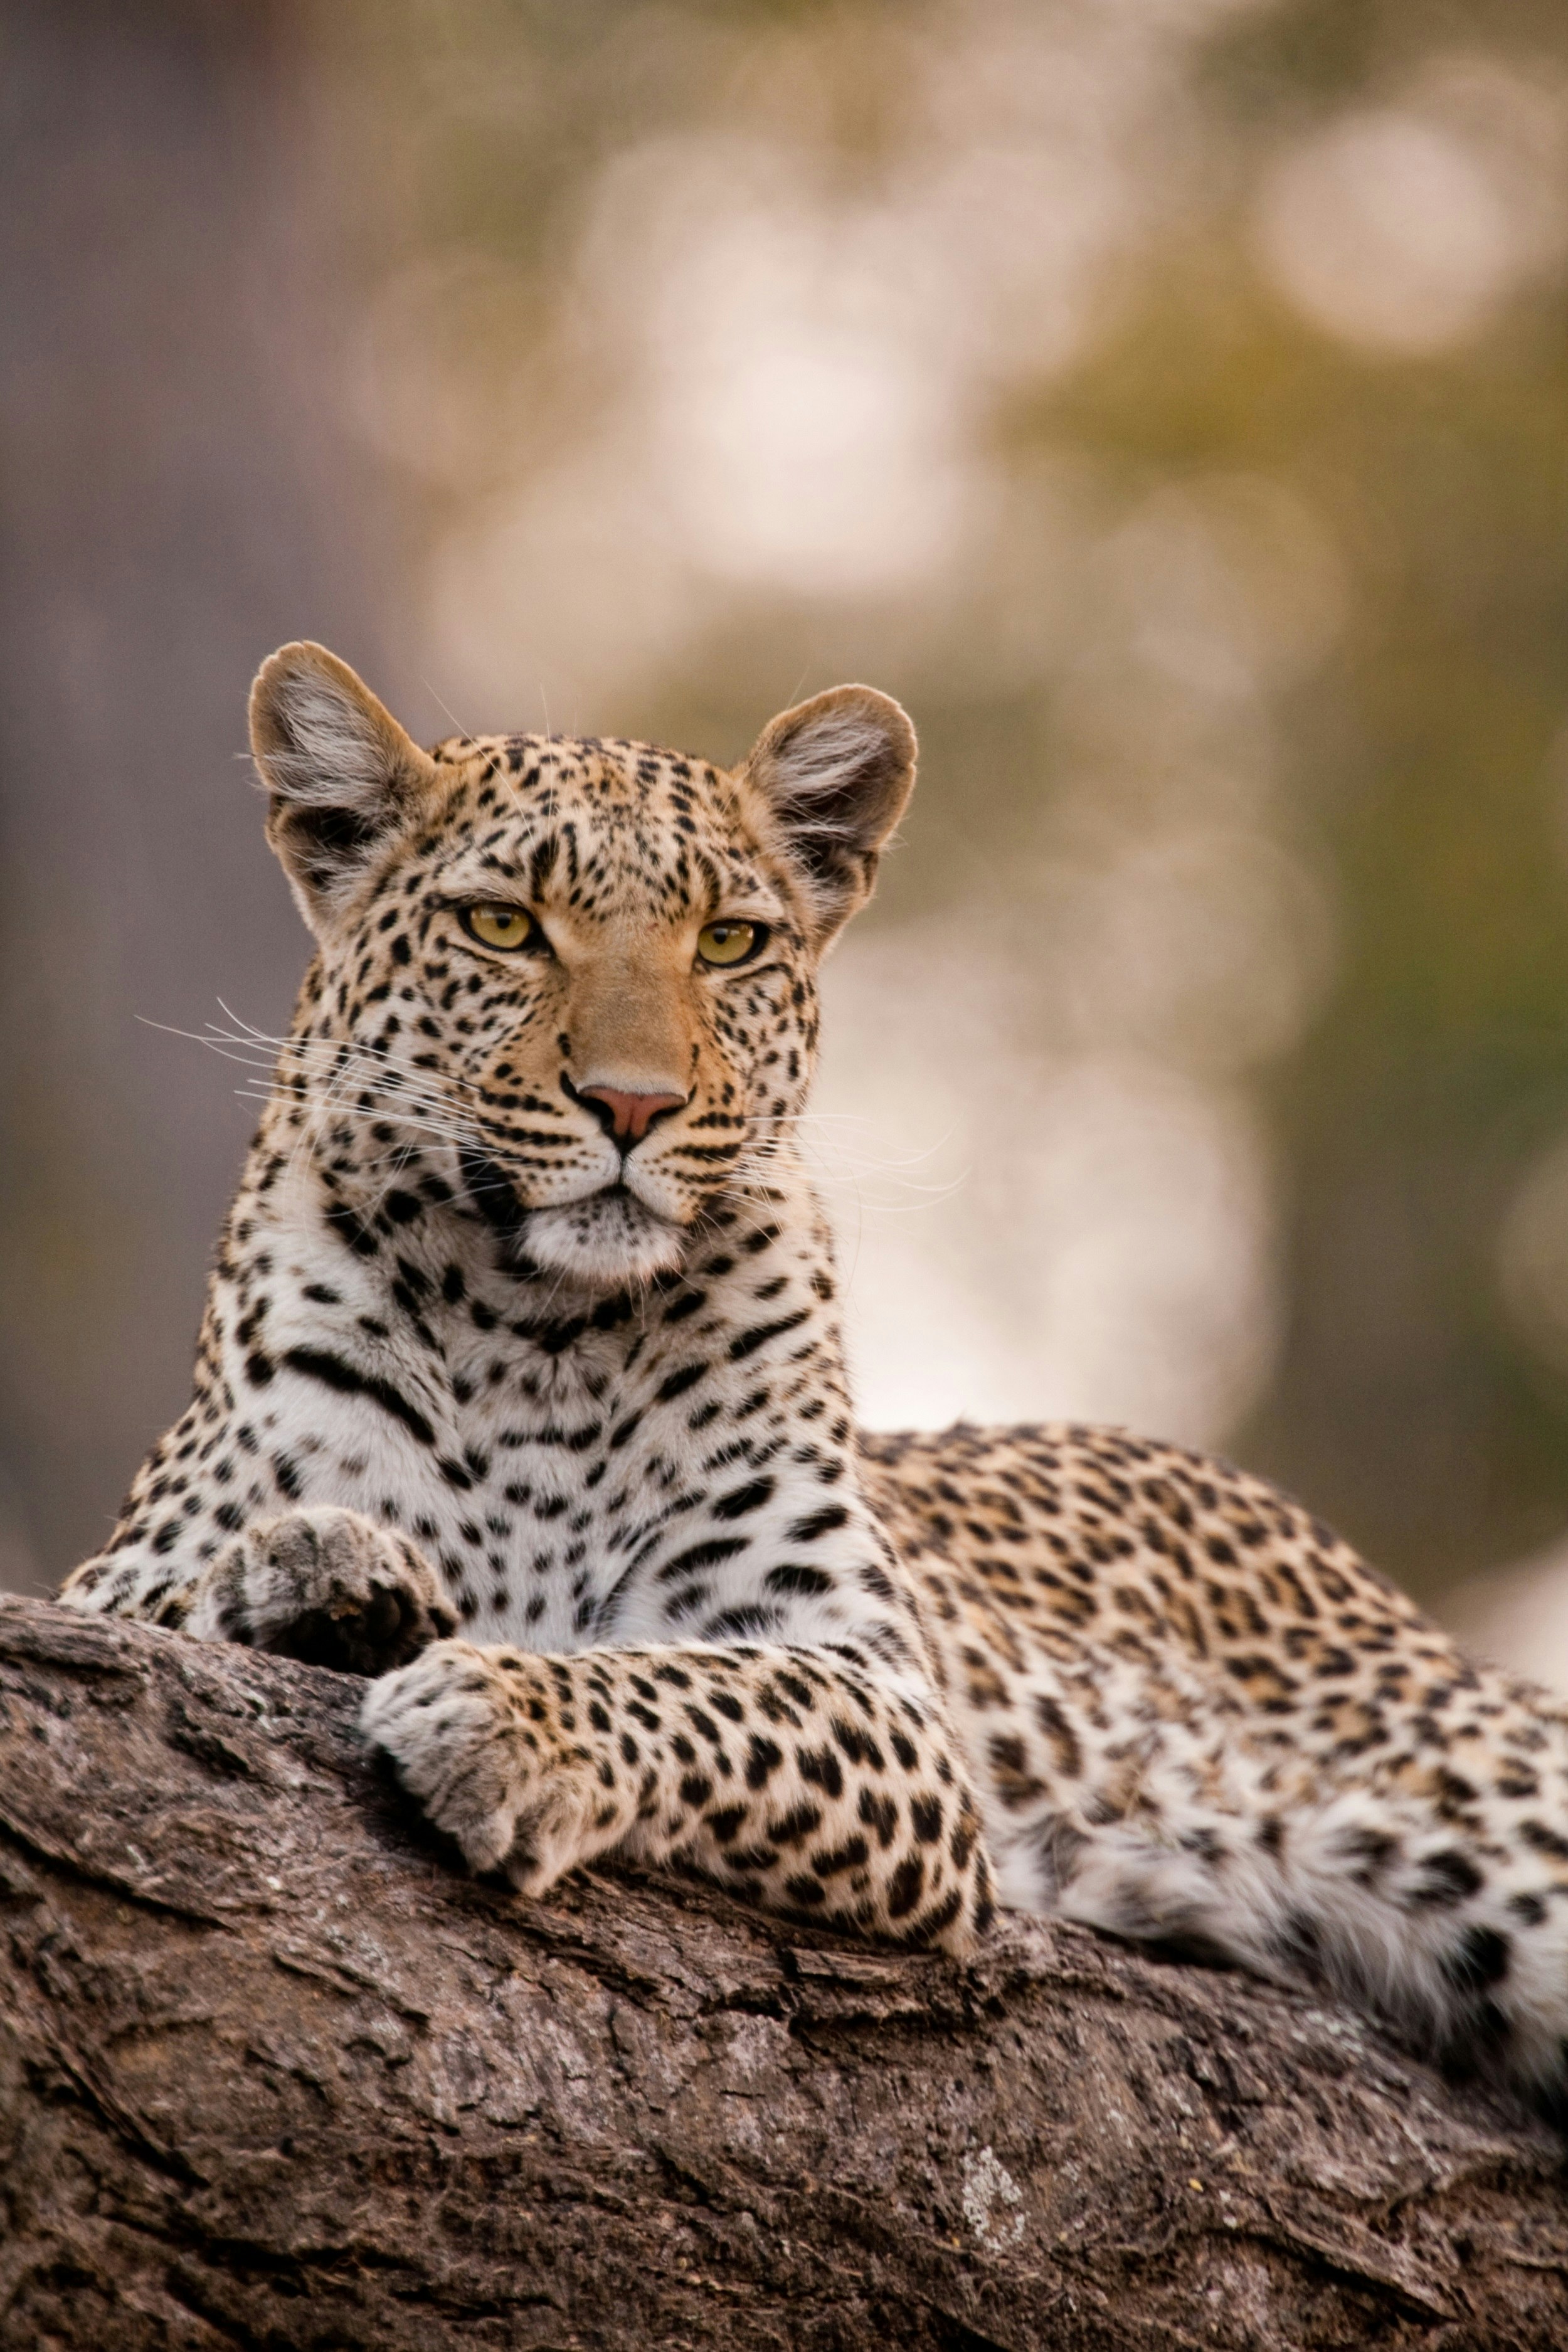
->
[249,642,437,932]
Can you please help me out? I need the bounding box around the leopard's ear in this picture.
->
[741,684,916,946]
[249,642,437,932]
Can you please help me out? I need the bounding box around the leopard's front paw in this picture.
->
[360,1641,608,1889]
[190,1507,457,1675]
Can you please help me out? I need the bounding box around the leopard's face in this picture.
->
[253,647,914,1295]
[312,734,821,1287]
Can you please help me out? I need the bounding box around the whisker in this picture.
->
[155,1010,485,1136]
[231,1103,487,1170]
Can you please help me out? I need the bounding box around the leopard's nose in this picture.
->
[577,1085,687,1145]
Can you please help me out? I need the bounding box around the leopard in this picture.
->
[58,638,1568,2110]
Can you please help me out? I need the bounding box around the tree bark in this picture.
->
[3,1596,1566,2350]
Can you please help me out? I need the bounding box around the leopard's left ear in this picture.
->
[741,684,916,945]
[249,642,438,933]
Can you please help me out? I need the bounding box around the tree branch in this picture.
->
[3,1594,1566,2350]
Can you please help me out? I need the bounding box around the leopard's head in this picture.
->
[248,643,915,1290]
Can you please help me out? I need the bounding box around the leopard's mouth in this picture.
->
[458,1148,688,1289]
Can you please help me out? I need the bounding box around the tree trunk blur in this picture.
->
[0,0,391,1597]
[3,1595,1567,2350]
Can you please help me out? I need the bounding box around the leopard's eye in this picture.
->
[460,903,539,952]
[697,919,764,968]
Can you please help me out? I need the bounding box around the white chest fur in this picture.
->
[213,1155,911,1672]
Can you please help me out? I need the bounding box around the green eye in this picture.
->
[460,903,538,951]
[697,919,763,967]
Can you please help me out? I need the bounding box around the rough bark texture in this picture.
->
[3,1596,1567,2350]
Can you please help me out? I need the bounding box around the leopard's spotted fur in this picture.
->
[61,642,1568,2104]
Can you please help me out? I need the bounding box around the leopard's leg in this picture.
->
[60,1507,456,1676]
[361,1638,995,1954]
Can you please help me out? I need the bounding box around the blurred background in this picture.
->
[5,0,1568,1683]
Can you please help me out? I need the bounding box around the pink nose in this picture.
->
[578,1086,687,1144]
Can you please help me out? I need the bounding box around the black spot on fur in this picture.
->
[859,1788,898,1846]
[765,1563,834,1598]
[324,1200,378,1258]
[786,1503,849,1544]
[1442,1924,1511,1993]
[728,1311,810,1362]
[887,1855,925,1919]
[711,1478,775,1522]
[280,1347,435,1448]
[1412,1850,1485,1907]
[910,1794,943,1843]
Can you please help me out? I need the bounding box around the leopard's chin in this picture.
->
[524,1189,689,1290]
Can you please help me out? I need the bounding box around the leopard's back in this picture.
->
[862,1420,1568,2090]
